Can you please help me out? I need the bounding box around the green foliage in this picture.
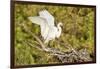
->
[14,3,95,65]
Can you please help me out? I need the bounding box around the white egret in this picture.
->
[28,10,63,43]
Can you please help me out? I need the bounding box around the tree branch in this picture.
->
[18,23,92,63]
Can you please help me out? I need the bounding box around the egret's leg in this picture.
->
[49,40,55,48]
[44,39,50,47]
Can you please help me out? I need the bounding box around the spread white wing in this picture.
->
[39,10,54,26]
[28,16,49,39]
[28,16,46,25]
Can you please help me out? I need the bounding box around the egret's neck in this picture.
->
[56,23,62,38]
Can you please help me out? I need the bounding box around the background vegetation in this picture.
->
[14,3,95,66]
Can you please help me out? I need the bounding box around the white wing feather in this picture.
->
[28,16,46,25]
[28,16,49,39]
[39,10,54,26]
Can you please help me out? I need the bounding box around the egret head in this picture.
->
[58,22,63,27]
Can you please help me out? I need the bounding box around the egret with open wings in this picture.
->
[28,10,62,43]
